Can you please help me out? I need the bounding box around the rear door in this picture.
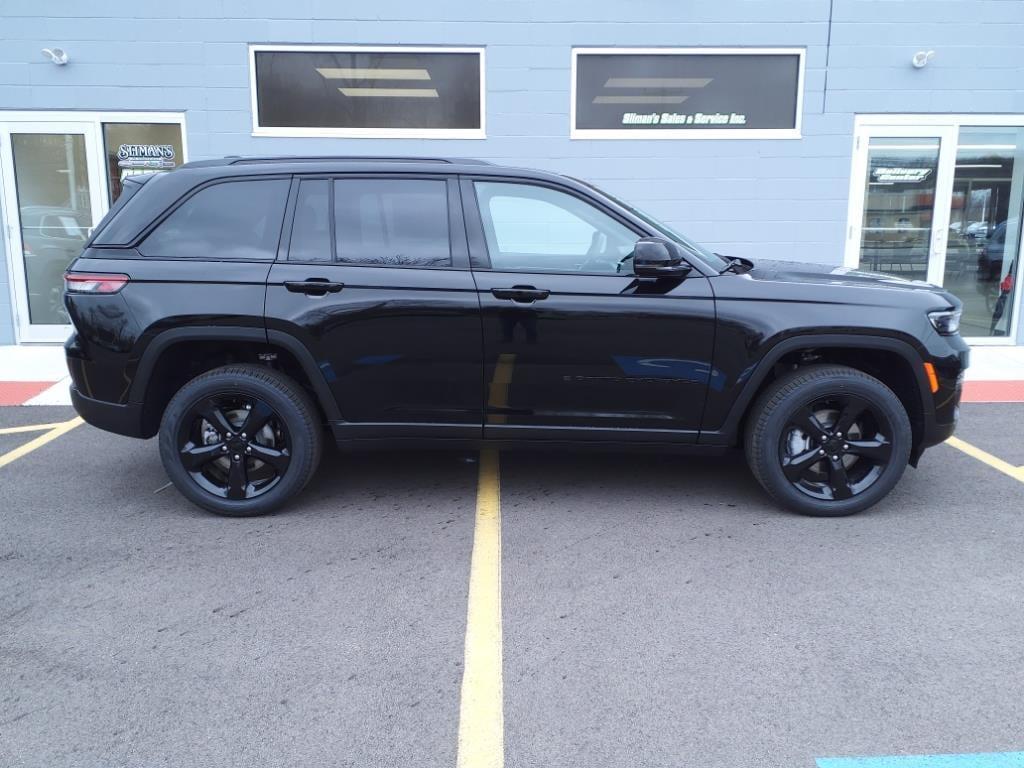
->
[265,174,483,439]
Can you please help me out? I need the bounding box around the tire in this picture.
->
[744,365,912,517]
[158,364,323,516]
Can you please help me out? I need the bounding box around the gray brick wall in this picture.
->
[1,0,1022,343]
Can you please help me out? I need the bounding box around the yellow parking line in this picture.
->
[945,436,1024,483]
[456,447,504,768]
[487,353,516,426]
[0,417,83,469]
[0,422,68,436]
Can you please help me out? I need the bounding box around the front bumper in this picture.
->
[918,341,969,454]
[70,386,147,439]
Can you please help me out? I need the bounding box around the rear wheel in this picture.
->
[744,365,912,516]
[159,365,322,516]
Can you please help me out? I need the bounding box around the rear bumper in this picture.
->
[70,386,147,439]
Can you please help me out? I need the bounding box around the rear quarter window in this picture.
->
[87,177,146,245]
[140,178,290,260]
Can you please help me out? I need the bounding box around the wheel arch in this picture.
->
[130,327,341,438]
[705,333,934,461]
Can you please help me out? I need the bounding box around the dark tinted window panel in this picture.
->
[574,49,803,137]
[253,48,483,134]
[141,179,289,260]
[334,179,450,267]
[289,179,332,261]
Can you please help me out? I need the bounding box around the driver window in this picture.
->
[474,181,637,273]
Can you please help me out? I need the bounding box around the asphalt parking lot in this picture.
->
[1,404,1023,768]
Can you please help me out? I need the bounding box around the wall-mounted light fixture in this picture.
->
[911,50,935,69]
[41,47,69,66]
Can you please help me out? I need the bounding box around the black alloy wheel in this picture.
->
[779,393,894,502]
[159,365,322,516]
[177,394,291,501]
[745,364,912,517]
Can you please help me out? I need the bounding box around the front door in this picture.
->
[847,118,1024,342]
[265,175,483,438]
[462,178,716,442]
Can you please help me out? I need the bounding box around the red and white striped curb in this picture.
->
[0,345,72,405]
[0,379,71,406]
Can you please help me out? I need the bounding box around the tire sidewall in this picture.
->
[752,372,912,516]
[159,369,318,517]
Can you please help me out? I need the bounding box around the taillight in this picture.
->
[64,272,129,294]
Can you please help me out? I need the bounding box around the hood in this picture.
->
[741,257,953,296]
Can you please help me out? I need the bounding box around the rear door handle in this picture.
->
[491,286,550,303]
[285,279,344,296]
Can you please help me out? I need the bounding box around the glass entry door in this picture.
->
[942,127,1023,338]
[847,120,1023,342]
[0,122,105,342]
[1,113,186,343]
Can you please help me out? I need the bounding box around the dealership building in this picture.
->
[1,0,1022,346]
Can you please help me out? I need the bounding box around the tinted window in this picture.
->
[334,179,450,267]
[141,179,289,260]
[289,179,331,261]
[474,182,637,273]
[254,48,483,134]
[89,177,144,243]
[573,49,802,136]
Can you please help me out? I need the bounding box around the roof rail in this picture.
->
[224,155,494,166]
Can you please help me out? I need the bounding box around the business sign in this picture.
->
[102,123,185,203]
[572,48,805,139]
[116,144,176,170]
[871,167,933,184]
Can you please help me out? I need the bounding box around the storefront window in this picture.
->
[858,137,940,283]
[942,127,1023,337]
[102,123,184,204]
[251,46,485,138]
[572,48,804,139]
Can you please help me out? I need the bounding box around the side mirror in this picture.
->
[632,237,693,278]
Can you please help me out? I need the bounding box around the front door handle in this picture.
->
[285,279,344,296]
[491,286,550,303]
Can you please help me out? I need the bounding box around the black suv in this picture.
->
[64,156,968,517]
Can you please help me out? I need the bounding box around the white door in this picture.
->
[845,125,958,286]
[0,122,106,343]
[846,119,1024,342]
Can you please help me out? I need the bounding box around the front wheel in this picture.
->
[744,365,912,516]
[159,365,323,516]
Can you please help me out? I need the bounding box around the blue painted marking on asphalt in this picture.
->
[817,752,1024,768]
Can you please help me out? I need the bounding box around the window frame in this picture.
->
[460,177,648,277]
[278,174,470,271]
[570,46,806,141]
[249,44,487,139]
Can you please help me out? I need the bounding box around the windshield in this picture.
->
[573,179,731,272]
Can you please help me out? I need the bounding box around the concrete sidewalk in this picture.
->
[2,342,1024,405]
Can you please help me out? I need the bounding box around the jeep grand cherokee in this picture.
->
[63,156,969,517]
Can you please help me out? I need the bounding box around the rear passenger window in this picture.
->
[289,179,331,261]
[141,178,289,260]
[334,179,450,267]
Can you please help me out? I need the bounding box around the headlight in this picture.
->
[928,308,961,335]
